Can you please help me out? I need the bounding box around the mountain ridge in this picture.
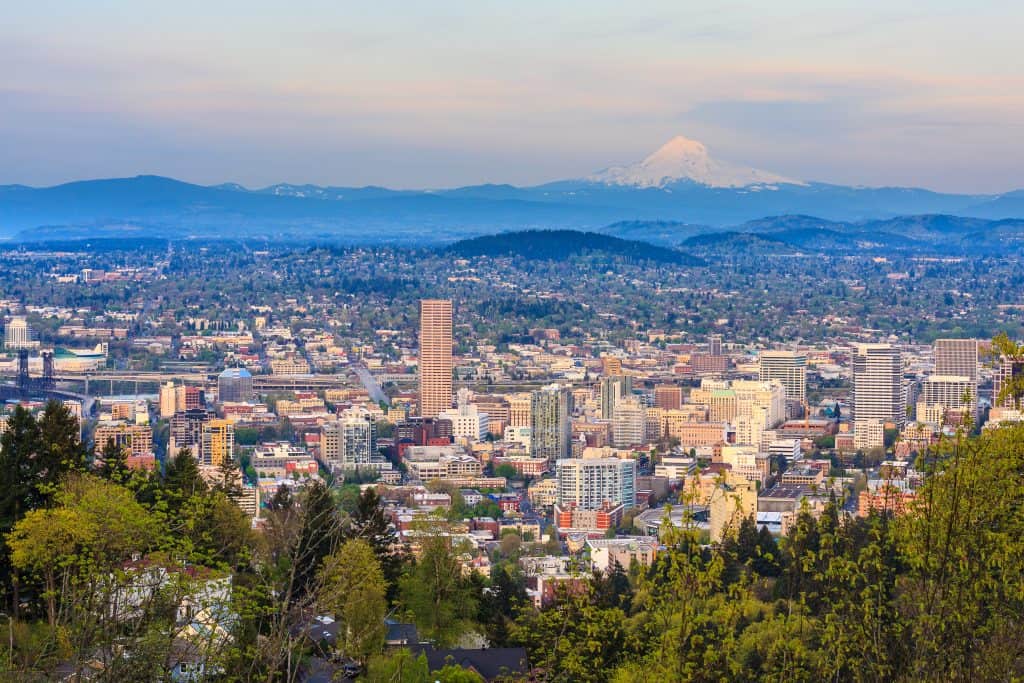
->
[1,135,1022,242]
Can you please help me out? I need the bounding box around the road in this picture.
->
[352,364,389,404]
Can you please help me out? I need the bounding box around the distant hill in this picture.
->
[680,231,793,253]
[669,214,1024,255]
[443,229,705,265]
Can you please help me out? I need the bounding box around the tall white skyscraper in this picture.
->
[933,338,979,416]
[758,350,807,403]
[853,343,905,433]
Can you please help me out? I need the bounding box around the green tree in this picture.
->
[399,534,478,646]
[346,488,404,598]
[365,649,430,683]
[319,539,387,663]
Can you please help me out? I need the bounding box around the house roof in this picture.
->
[410,645,528,681]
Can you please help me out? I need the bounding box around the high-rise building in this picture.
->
[4,316,32,350]
[418,299,453,418]
[653,385,682,410]
[202,419,235,466]
[916,375,975,424]
[993,356,1024,409]
[159,382,177,419]
[530,384,573,463]
[218,367,254,403]
[758,350,807,403]
[933,338,979,415]
[556,456,637,510]
[853,343,905,438]
[599,375,631,420]
[612,397,646,448]
[934,339,978,383]
[169,408,213,460]
[323,406,378,467]
[708,334,723,357]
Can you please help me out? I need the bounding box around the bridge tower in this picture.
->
[17,350,29,393]
[42,351,55,391]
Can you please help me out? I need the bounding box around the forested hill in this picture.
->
[443,229,705,265]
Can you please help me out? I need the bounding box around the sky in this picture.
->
[2,1,1023,193]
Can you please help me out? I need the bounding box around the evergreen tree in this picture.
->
[97,437,129,485]
[291,480,340,605]
[346,487,404,598]
[162,448,207,499]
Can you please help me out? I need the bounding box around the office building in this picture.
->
[418,299,453,418]
[853,343,905,432]
[934,338,978,383]
[508,394,532,428]
[439,402,489,444]
[159,382,177,419]
[169,408,213,460]
[653,385,682,410]
[993,356,1024,409]
[218,367,254,403]
[612,397,646,448]
[601,356,622,376]
[758,350,807,403]
[600,375,632,420]
[94,421,154,458]
[921,376,974,423]
[530,384,573,463]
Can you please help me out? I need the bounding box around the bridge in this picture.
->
[0,368,355,396]
[0,350,95,412]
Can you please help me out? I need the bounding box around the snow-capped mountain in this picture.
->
[588,135,804,189]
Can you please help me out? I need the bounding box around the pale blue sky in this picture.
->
[2,1,1022,192]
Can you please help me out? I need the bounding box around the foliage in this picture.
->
[318,539,388,663]
[399,534,479,646]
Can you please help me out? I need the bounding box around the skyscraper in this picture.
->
[418,299,453,418]
[934,338,978,382]
[530,384,573,463]
[599,375,631,420]
[323,406,378,467]
[202,419,235,466]
[853,344,905,442]
[653,385,683,410]
[934,338,978,415]
[159,382,177,419]
[612,397,646,447]
[758,350,808,403]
